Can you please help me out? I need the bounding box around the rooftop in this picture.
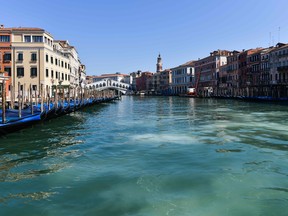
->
[93,73,129,78]
[0,27,44,31]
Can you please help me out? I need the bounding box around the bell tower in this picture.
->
[156,54,163,72]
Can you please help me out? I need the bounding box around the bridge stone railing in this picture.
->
[86,79,131,94]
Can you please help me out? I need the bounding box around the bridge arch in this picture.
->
[87,78,131,95]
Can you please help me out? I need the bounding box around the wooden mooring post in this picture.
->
[1,79,6,124]
[18,82,22,118]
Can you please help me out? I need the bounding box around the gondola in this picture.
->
[0,112,45,135]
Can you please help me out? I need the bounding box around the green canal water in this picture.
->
[0,96,288,216]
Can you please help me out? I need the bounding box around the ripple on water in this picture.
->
[0,97,288,216]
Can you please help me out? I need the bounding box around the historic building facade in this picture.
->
[259,47,273,96]
[92,73,130,83]
[226,50,240,97]
[195,50,231,97]
[171,60,195,95]
[54,40,81,88]
[0,25,12,97]
[269,43,288,98]
[159,69,172,95]
[135,72,153,92]
[0,26,84,101]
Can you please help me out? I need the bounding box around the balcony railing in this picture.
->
[278,53,288,58]
[277,66,288,72]
[269,80,288,85]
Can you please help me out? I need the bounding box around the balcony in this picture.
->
[277,66,288,72]
[278,53,288,58]
[270,80,277,85]
[2,60,11,64]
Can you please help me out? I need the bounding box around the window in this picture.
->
[30,67,37,77]
[46,69,49,77]
[18,53,23,61]
[51,56,54,64]
[31,53,37,61]
[62,73,64,80]
[24,35,31,42]
[32,85,37,91]
[61,61,64,68]
[4,53,11,61]
[65,74,67,80]
[0,35,10,42]
[56,71,58,79]
[4,67,11,76]
[51,70,54,78]
[32,36,43,42]
[46,54,49,62]
[55,58,58,66]
[17,67,24,77]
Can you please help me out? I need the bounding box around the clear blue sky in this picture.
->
[1,0,288,75]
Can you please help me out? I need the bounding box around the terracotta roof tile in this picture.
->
[11,27,45,31]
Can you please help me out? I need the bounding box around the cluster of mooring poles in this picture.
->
[0,77,119,135]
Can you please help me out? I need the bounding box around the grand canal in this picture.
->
[0,96,288,216]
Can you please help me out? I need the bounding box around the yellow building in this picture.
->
[0,26,83,101]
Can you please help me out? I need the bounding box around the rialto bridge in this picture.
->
[86,79,132,95]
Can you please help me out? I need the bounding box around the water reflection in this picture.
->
[0,109,99,184]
